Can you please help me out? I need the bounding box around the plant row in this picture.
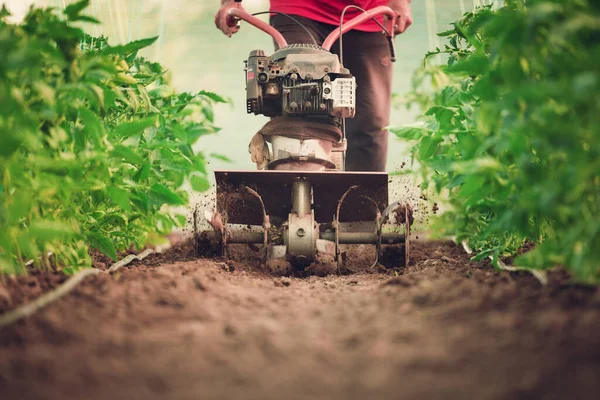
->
[0,1,225,274]
[394,0,600,282]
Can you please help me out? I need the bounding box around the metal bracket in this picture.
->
[334,185,359,267]
[358,195,382,269]
[371,201,412,269]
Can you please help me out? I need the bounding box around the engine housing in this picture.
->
[244,44,356,119]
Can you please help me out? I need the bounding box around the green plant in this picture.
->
[393,0,600,282]
[0,1,225,274]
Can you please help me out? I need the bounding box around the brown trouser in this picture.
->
[270,15,393,172]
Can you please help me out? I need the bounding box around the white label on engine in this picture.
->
[332,77,356,108]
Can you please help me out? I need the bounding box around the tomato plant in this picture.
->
[0,1,225,273]
[394,0,600,282]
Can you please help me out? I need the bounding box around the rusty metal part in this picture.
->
[243,185,270,261]
[215,170,387,225]
[359,195,382,269]
[377,200,401,268]
[334,185,358,264]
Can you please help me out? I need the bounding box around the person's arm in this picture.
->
[388,0,413,34]
[214,0,244,37]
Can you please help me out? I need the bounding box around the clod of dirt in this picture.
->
[274,277,292,287]
[218,262,236,273]
[441,256,458,264]
[395,203,415,226]
[305,261,337,277]
[412,292,432,306]
[432,202,439,215]
[223,324,237,336]
[383,277,411,287]
[265,260,292,276]
[0,286,12,309]
[193,234,222,258]
[192,277,207,291]
[280,278,292,287]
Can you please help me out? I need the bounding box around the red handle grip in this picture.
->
[227,8,288,49]
[322,6,398,51]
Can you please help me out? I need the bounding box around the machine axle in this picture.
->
[197,230,406,245]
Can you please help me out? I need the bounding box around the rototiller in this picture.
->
[195,2,411,270]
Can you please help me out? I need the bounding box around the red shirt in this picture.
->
[270,0,390,32]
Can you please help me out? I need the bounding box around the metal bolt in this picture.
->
[304,101,312,109]
[305,74,313,80]
[290,73,298,81]
[323,75,331,82]
[324,87,331,95]
[290,102,298,110]
[324,67,330,72]
[296,228,306,237]
[319,103,327,111]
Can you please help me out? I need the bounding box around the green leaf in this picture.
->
[87,230,117,261]
[131,191,150,214]
[134,160,151,182]
[391,125,431,140]
[191,175,211,192]
[107,186,132,211]
[64,0,90,20]
[419,136,440,160]
[174,214,187,227]
[437,28,456,37]
[448,54,489,76]
[79,108,104,146]
[0,4,11,19]
[198,90,228,103]
[202,105,214,122]
[0,133,23,157]
[115,116,157,138]
[100,36,159,56]
[149,184,186,206]
[29,220,76,241]
[111,145,145,166]
[210,153,232,162]
[458,175,486,199]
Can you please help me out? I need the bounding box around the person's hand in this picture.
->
[388,0,413,34]
[214,0,244,37]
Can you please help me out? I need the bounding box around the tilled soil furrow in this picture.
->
[0,242,599,400]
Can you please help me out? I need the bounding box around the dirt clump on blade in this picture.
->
[394,203,415,226]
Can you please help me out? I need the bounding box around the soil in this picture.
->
[1,240,599,400]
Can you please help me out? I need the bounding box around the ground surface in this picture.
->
[1,240,599,400]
